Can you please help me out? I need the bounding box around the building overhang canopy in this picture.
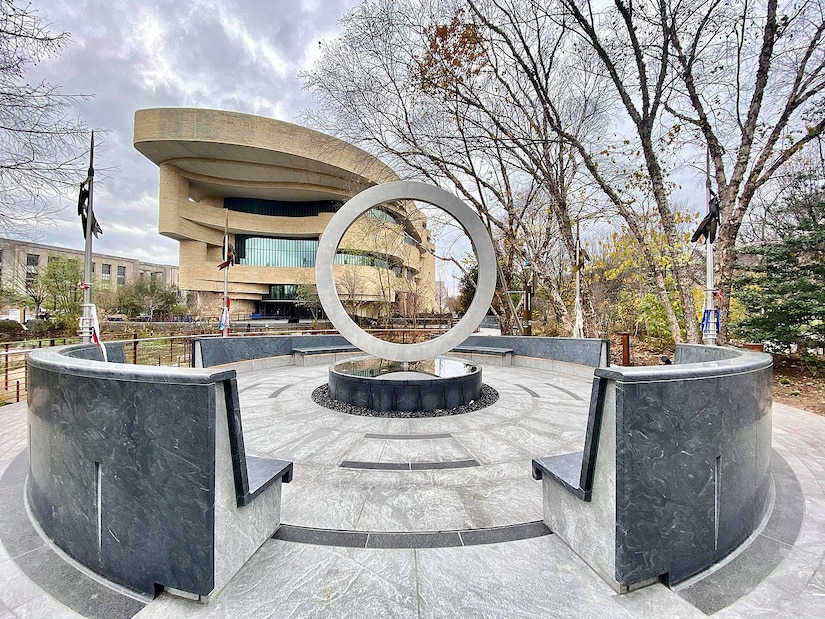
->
[134,108,398,202]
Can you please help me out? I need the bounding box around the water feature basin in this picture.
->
[328,356,482,414]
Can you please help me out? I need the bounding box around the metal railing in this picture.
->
[0,325,457,406]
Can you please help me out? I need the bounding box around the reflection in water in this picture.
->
[335,357,476,379]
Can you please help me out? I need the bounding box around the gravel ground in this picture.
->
[311,383,500,418]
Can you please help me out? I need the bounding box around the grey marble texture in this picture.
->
[328,358,482,412]
[230,363,589,532]
[25,345,291,599]
[194,335,296,367]
[194,334,610,374]
[458,335,609,368]
[538,343,774,590]
[211,382,285,599]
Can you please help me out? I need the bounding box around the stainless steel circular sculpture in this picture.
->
[316,181,497,362]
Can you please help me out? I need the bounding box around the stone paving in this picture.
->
[1,362,824,618]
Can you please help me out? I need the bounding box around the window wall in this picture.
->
[235,236,319,268]
[234,235,400,273]
[225,198,341,218]
[334,251,390,270]
[264,284,297,300]
[26,254,39,284]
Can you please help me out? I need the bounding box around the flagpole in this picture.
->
[573,218,584,339]
[222,208,229,337]
[81,132,95,344]
[703,149,717,346]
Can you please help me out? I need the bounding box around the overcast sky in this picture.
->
[26,0,362,265]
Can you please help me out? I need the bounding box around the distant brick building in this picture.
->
[0,237,178,301]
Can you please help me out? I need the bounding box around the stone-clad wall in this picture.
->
[458,335,609,368]
[538,344,773,590]
[194,334,608,369]
[26,345,289,599]
[193,335,299,367]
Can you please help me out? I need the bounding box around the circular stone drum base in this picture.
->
[328,356,483,414]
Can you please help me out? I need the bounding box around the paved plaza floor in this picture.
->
[1,362,824,618]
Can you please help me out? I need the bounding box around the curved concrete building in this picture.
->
[134,108,435,319]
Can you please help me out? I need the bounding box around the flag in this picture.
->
[78,133,102,239]
[701,309,720,337]
[691,191,720,244]
[217,239,234,270]
[219,303,230,333]
[89,304,108,362]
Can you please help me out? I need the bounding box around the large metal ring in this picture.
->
[316,181,496,362]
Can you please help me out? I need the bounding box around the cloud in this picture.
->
[19,0,360,265]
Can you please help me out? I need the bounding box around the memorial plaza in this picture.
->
[1,356,824,618]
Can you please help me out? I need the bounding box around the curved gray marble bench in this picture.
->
[26,343,292,601]
[194,333,609,375]
[532,343,773,592]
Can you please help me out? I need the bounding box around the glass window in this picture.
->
[117,265,126,285]
[235,236,319,268]
[367,208,401,225]
[334,251,389,270]
[102,263,111,281]
[225,198,342,217]
[265,284,298,300]
[26,254,39,284]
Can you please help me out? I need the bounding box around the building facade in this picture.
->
[0,237,178,304]
[133,108,436,319]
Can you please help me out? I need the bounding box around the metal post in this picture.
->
[702,150,717,346]
[222,209,230,338]
[702,234,717,346]
[80,132,95,343]
[572,220,585,339]
[523,266,533,336]
[617,332,631,366]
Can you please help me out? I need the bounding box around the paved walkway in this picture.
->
[1,363,824,618]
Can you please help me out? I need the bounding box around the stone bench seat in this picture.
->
[26,344,295,602]
[532,451,590,501]
[292,345,360,365]
[241,456,293,506]
[292,345,359,355]
[531,345,773,592]
[449,345,514,366]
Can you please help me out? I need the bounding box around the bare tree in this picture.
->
[295,272,321,321]
[665,0,825,339]
[337,264,369,323]
[303,0,597,335]
[307,0,824,343]
[0,1,91,235]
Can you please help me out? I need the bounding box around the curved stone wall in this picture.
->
[535,343,773,590]
[29,336,772,595]
[193,334,610,370]
[26,344,289,598]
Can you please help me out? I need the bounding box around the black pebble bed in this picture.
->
[311,383,500,418]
